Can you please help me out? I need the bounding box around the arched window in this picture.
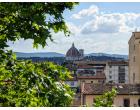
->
[138,99,140,107]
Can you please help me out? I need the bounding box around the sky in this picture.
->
[8,2,140,55]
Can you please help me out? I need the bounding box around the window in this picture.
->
[109,75,112,79]
[109,66,112,68]
[82,80,85,83]
[133,73,135,83]
[109,71,112,74]
[118,66,125,83]
[91,81,93,83]
[134,45,135,50]
[109,80,113,83]
[124,99,130,107]
[138,99,140,106]
[133,56,135,62]
[118,66,125,70]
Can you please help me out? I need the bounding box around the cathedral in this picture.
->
[65,43,84,61]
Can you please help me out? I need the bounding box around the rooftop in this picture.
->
[77,73,106,79]
[82,83,140,95]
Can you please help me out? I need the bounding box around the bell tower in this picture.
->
[129,31,140,84]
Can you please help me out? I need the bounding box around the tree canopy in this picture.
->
[0,50,74,106]
[0,2,78,49]
[0,2,78,107]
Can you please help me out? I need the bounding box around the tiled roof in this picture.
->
[108,61,128,66]
[82,83,140,95]
[77,65,105,69]
[77,73,106,79]
[74,61,128,66]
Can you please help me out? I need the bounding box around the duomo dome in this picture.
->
[66,43,84,61]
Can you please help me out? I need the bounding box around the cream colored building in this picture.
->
[84,95,140,107]
[129,32,140,84]
[81,83,140,107]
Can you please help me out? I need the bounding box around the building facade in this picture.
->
[74,60,129,84]
[81,83,140,107]
[75,61,106,84]
[105,61,129,84]
[129,32,140,84]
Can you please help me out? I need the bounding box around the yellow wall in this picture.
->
[84,94,140,107]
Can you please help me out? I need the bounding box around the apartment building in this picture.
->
[105,61,129,84]
[74,61,129,84]
[76,62,106,84]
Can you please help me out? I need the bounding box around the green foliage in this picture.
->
[0,2,78,106]
[0,2,78,49]
[93,88,117,107]
[0,51,74,107]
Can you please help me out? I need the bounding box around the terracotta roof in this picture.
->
[107,61,128,66]
[82,83,140,95]
[77,73,106,79]
[77,65,105,69]
[74,61,107,65]
[74,61,129,66]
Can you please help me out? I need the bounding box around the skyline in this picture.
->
[8,2,140,55]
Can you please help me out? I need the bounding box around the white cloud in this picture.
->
[71,5,99,19]
[71,5,140,34]
[8,4,140,55]
[66,22,80,35]
[81,12,140,34]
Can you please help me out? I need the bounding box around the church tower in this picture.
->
[129,32,140,84]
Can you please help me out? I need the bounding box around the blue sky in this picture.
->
[8,2,140,55]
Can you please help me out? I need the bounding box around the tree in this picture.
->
[0,2,78,48]
[0,51,74,106]
[0,2,78,106]
[93,88,117,107]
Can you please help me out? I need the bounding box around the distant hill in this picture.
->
[15,52,128,60]
[15,52,65,58]
[86,53,128,59]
